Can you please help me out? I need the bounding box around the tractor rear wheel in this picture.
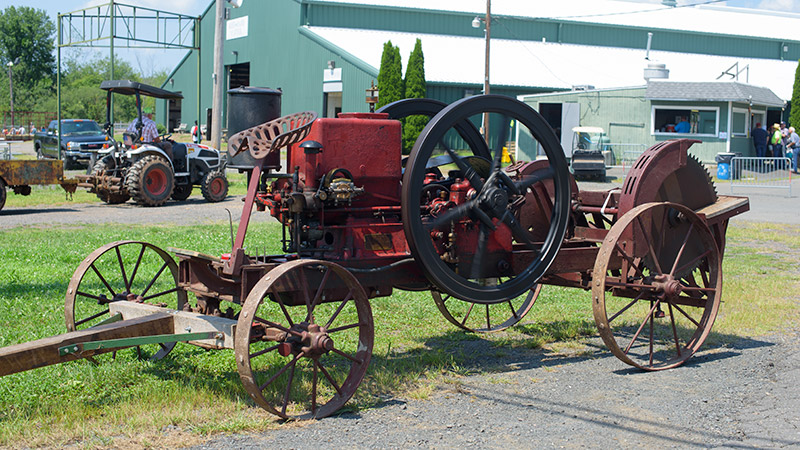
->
[126,155,174,206]
[201,170,228,202]
[92,159,130,204]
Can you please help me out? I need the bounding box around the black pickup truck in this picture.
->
[33,119,109,169]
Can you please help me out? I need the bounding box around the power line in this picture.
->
[542,0,728,20]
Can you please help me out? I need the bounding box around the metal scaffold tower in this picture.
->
[57,1,200,140]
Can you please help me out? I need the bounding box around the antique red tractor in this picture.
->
[0,95,747,420]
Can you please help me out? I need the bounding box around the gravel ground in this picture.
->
[192,331,800,449]
[0,194,274,227]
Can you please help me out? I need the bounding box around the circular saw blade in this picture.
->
[643,154,717,277]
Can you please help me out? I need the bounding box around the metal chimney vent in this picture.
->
[644,63,669,81]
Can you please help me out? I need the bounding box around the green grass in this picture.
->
[0,220,797,447]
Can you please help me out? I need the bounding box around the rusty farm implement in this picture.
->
[0,95,748,419]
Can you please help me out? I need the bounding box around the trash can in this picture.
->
[715,152,742,180]
[226,86,282,171]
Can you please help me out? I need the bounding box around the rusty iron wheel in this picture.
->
[431,284,540,333]
[591,202,721,371]
[235,259,373,420]
[65,240,187,361]
[402,95,571,303]
[0,177,6,211]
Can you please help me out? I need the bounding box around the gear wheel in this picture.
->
[652,154,717,211]
[620,143,717,278]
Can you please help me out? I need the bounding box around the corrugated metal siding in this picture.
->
[304,3,476,37]
[303,2,800,61]
[163,0,383,134]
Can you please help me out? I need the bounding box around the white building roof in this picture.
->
[307,26,797,99]
[311,0,800,42]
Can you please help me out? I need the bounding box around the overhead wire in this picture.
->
[542,0,729,20]
[488,0,729,87]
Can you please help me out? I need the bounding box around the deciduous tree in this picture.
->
[0,7,56,89]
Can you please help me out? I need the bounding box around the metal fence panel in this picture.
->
[729,157,792,197]
[602,143,647,177]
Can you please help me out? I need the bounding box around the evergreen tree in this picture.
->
[402,39,427,153]
[791,59,800,128]
[377,41,403,109]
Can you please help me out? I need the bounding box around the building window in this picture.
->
[732,108,748,136]
[651,106,719,137]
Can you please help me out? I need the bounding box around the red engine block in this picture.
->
[258,111,512,282]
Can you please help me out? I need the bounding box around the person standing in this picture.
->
[191,120,200,144]
[674,116,691,133]
[781,122,790,148]
[787,126,800,173]
[770,123,783,158]
[752,122,768,158]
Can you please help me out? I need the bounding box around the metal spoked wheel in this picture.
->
[402,95,571,303]
[592,202,722,370]
[432,284,541,333]
[65,240,187,360]
[0,178,6,211]
[235,259,374,420]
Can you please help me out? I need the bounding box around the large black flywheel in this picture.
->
[401,95,571,303]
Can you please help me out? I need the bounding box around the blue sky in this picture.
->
[3,0,798,74]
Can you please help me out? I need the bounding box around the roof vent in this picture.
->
[662,0,677,6]
[644,63,669,81]
[571,85,595,91]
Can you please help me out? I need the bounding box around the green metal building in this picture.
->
[520,82,785,162]
[158,0,800,161]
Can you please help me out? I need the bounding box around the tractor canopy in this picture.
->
[100,80,183,99]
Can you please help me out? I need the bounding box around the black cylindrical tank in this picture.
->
[226,86,282,170]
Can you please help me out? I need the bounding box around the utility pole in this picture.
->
[211,0,225,151]
[110,0,115,125]
[484,0,491,140]
[6,62,14,129]
[472,2,491,139]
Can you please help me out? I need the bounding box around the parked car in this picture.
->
[34,119,109,169]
